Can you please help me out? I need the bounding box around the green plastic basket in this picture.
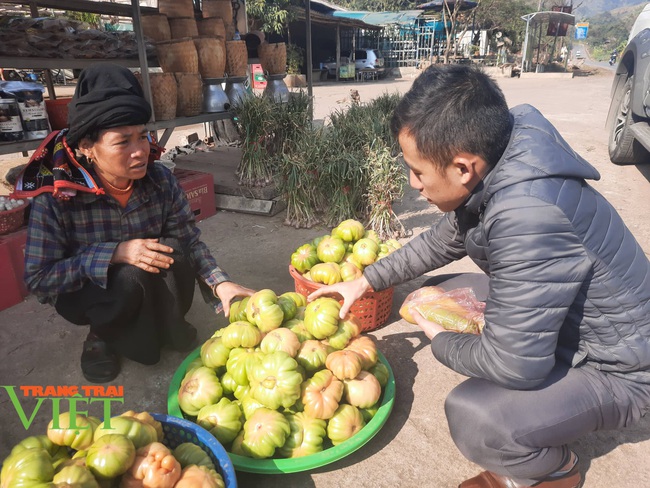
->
[168,348,395,474]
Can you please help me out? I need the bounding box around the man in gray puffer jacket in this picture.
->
[309,65,650,488]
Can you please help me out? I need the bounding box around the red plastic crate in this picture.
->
[175,168,217,223]
[0,235,25,311]
[1,227,28,298]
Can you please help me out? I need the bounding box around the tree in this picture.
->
[246,0,296,35]
[471,0,534,53]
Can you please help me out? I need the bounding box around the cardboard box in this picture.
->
[175,168,217,222]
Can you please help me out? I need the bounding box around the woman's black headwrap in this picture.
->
[66,63,152,146]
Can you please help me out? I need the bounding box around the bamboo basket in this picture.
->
[158,0,194,19]
[156,38,198,74]
[202,0,233,21]
[135,72,177,121]
[141,14,171,43]
[224,22,236,41]
[225,40,248,77]
[168,17,199,40]
[194,37,226,78]
[174,73,203,117]
[197,17,225,38]
[258,42,287,75]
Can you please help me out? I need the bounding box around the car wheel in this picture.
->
[608,75,648,164]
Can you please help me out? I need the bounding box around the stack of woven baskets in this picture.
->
[140,0,249,120]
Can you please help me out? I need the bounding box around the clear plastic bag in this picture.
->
[399,286,485,334]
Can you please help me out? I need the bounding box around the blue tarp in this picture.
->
[332,10,424,27]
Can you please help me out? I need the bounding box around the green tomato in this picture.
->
[229,297,250,323]
[340,262,363,282]
[241,408,290,459]
[185,357,205,375]
[316,236,346,263]
[220,321,262,349]
[52,465,99,488]
[309,263,342,285]
[369,361,390,388]
[260,327,301,357]
[246,289,284,333]
[284,319,314,343]
[172,443,215,470]
[363,229,381,244]
[295,339,330,374]
[233,383,251,401]
[219,371,238,397]
[0,448,54,488]
[226,347,262,386]
[240,394,266,420]
[10,436,69,470]
[178,366,224,417]
[326,404,366,446]
[352,238,380,266]
[332,219,365,242]
[304,297,341,339]
[290,244,320,274]
[201,336,232,370]
[197,397,243,445]
[360,401,380,423]
[85,434,135,480]
[229,431,246,457]
[47,413,95,451]
[280,292,307,308]
[294,306,306,321]
[93,416,157,450]
[250,351,303,410]
[277,296,298,322]
[310,234,329,248]
[278,412,327,458]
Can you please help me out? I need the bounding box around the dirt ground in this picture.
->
[1,68,650,487]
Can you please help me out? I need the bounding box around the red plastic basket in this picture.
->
[289,265,394,332]
[0,201,29,235]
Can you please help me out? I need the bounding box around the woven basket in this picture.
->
[258,42,287,75]
[194,37,226,78]
[202,0,233,21]
[141,14,171,42]
[197,17,225,38]
[225,40,248,77]
[224,22,236,41]
[158,0,194,19]
[169,17,199,40]
[156,38,198,74]
[0,201,29,235]
[135,72,177,121]
[151,414,237,488]
[289,265,394,332]
[174,72,203,117]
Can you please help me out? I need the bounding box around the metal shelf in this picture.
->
[0,0,156,17]
[0,57,144,70]
[0,139,43,156]
[0,0,234,157]
[0,113,234,156]
[148,113,233,131]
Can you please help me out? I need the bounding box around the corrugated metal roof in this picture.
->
[332,10,424,26]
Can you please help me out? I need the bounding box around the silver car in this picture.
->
[606,3,650,164]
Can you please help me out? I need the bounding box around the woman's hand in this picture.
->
[112,238,175,273]
[213,281,256,317]
[307,276,371,319]
[411,309,447,340]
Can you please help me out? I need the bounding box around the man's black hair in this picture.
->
[391,64,512,171]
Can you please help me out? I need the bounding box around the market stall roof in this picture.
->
[521,10,575,26]
[415,0,478,12]
[332,10,424,27]
[292,6,382,30]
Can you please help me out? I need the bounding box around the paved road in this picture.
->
[1,70,649,487]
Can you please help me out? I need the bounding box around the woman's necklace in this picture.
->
[102,177,134,193]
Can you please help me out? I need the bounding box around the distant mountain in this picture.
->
[574,0,648,20]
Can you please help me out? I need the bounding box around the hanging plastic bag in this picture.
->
[399,286,485,334]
